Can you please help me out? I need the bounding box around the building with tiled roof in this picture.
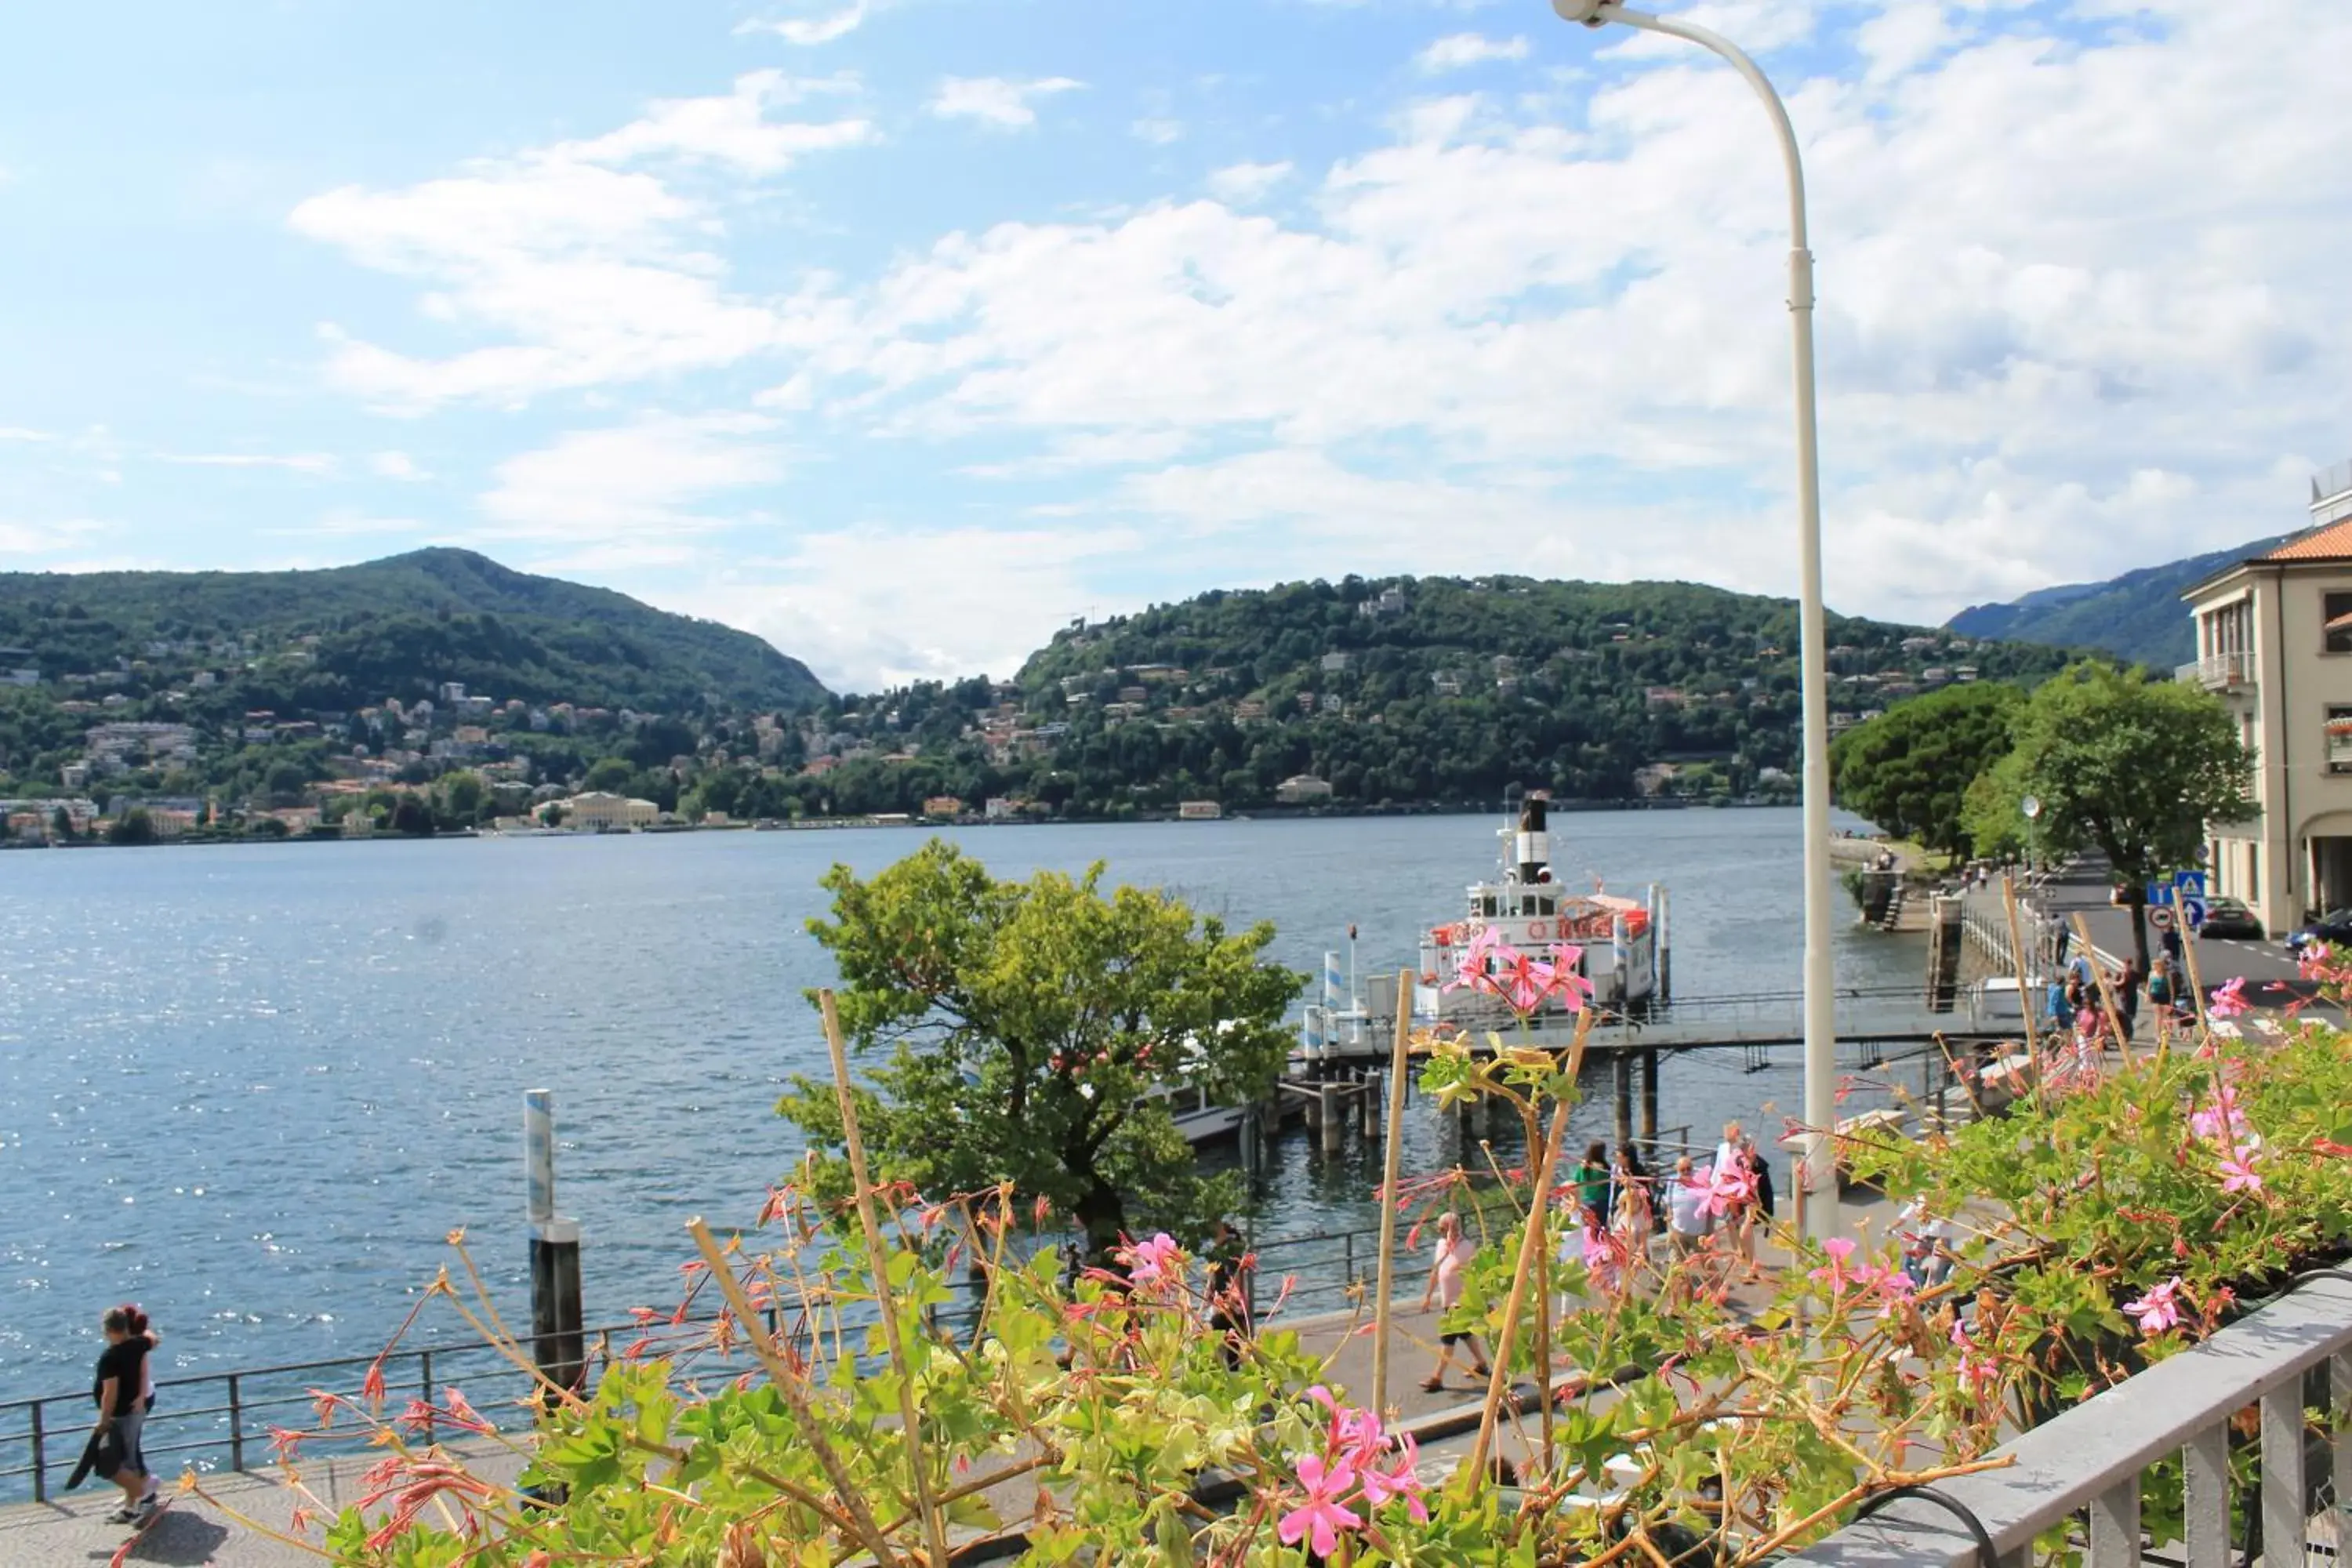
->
[2179,460,2352,932]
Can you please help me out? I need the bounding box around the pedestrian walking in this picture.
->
[1575,1142,1612,1229]
[2114,958,2141,1040]
[1731,1137,1765,1280]
[1611,1144,1654,1258]
[1203,1219,1249,1370]
[1416,1213,1489,1392]
[2148,957,2177,1034]
[89,1305,158,1523]
[1663,1156,1711,1302]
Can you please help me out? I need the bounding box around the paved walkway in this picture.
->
[0,1192,1888,1566]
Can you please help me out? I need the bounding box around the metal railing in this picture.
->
[1791,1269,2352,1567]
[0,1216,1509,1504]
[2176,652,2255,691]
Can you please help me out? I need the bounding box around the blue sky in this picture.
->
[3,0,2349,691]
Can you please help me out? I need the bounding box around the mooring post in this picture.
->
[1319,1083,1343,1156]
[524,1089,585,1410]
[1640,1048,1659,1148]
[1612,1051,1633,1150]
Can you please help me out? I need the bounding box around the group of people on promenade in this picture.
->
[1414,1121,1780,1389]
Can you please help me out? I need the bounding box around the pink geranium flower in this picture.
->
[1278,1454,1363,1559]
[2208,977,2249,1018]
[1358,1435,1429,1523]
[2218,1145,2265,1196]
[2123,1276,2183,1335]
[1695,1160,1755,1219]
[1443,926,1505,993]
[2297,941,2334,981]
[1115,1232,1182,1286]
[1807,1236,1857,1294]
[1548,945,1594,1012]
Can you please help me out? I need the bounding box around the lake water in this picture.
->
[0,808,1919,1399]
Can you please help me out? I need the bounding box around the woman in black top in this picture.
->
[92,1305,157,1522]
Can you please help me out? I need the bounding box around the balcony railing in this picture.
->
[2176,652,2254,691]
[1791,1269,2352,1568]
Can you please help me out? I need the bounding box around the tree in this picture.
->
[390,796,436,837]
[779,840,1304,1254]
[106,808,157,846]
[584,757,635,794]
[1961,662,2253,971]
[1829,683,2023,858]
[440,770,486,825]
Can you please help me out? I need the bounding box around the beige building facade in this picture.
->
[560,791,659,831]
[2181,461,2352,935]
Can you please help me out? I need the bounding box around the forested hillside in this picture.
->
[770,575,2080,820]
[0,548,826,713]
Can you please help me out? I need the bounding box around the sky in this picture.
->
[2,0,2348,693]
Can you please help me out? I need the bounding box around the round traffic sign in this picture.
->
[2149,906,2175,932]
[2020,794,2042,821]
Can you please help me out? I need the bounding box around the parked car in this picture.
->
[2285,909,2352,953]
[2195,896,2264,939]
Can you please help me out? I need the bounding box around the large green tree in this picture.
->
[779,840,1304,1252]
[1829,682,2024,857]
[1960,662,2254,971]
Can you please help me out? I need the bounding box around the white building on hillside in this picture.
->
[2180,460,2352,933]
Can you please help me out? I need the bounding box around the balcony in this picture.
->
[2175,651,2254,691]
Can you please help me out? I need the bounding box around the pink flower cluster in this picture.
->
[1806,1237,1914,1315]
[1446,928,1595,1018]
[1278,1387,1430,1558]
[2122,1276,2186,1337]
[2208,976,2250,1019]
[1113,1232,1184,1288]
[1693,1160,1755,1220]
[2187,1080,2265,1196]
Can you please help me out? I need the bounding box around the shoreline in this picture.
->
[5,795,1809,851]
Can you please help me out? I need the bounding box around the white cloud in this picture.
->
[160,452,338,474]
[0,426,52,442]
[479,412,785,540]
[266,510,434,539]
[739,1,870,45]
[289,75,873,411]
[556,70,873,176]
[369,451,429,481]
[960,429,1195,479]
[927,77,1085,130]
[1414,33,1530,73]
[1131,118,1185,146]
[1207,160,1294,205]
[0,519,105,555]
[684,523,1143,689]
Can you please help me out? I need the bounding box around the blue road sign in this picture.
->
[2181,895,2209,932]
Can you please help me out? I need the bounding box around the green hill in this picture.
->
[771,575,2082,821]
[1944,535,2289,669]
[0,547,827,713]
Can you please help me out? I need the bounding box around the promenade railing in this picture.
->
[1791,1269,2352,1568]
[0,1219,1471,1504]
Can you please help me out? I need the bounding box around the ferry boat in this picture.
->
[1294,793,1671,1058]
[1412,794,1667,1024]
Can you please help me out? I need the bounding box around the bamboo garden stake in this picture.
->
[1370,968,1414,1417]
[2071,914,2133,1069]
[2000,873,2038,1061]
[822,989,953,1568]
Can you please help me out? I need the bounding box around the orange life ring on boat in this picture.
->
[1529,919,1552,941]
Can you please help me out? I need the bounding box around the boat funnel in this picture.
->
[1515,795,1552,884]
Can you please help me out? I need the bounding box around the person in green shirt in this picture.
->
[1576,1142,1612,1225]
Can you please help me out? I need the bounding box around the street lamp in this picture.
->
[1552,0,1838,1242]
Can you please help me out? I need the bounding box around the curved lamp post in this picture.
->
[1552,0,1838,1243]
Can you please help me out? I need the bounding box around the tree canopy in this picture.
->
[1961,662,2254,968]
[1830,682,2024,856]
[779,841,1305,1251]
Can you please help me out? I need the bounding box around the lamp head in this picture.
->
[1552,0,1613,24]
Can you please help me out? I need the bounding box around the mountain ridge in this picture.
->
[1945,535,2291,668]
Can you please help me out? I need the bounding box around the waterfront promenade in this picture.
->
[0,1203,1886,1566]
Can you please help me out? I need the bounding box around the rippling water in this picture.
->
[0,809,1917,1398]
